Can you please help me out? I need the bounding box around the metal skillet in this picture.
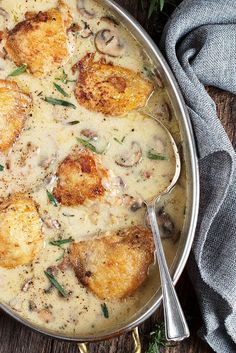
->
[0,0,199,351]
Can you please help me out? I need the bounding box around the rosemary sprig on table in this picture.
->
[141,0,166,18]
[146,323,176,353]
[146,323,166,353]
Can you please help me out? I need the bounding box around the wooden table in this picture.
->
[1,1,234,352]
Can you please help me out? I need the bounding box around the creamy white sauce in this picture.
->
[0,0,186,336]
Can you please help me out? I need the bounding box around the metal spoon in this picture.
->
[144,114,189,341]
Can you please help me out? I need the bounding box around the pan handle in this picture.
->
[77,328,141,353]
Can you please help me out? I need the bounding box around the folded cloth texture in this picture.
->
[161,1,236,352]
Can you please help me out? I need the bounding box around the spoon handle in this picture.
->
[147,203,190,341]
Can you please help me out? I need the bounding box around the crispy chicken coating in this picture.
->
[69,226,154,300]
[0,80,31,153]
[4,1,73,77]
[0,194,43,268]
[53,147,108,206]
[74,53,153,116]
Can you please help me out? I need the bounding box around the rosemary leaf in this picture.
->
[44,271,68,298]
[46,190,58,207]
[101,303,109,318]
[0,164,4,171]
[146,323,166,353]
[67,120,80,125]
[77,137,97,152]
[44,97,76,109]
[148,0,157,18]
[55,69,76,84]
[56,249,66,262]
[113,137,123,145]
[49,238,74,247]
[8,64,28,77]
[53,82,70,97]
[160,0,165,11]
[147,149,168,160]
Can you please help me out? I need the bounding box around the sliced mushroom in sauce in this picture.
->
[157,207,176,240]
[95,29,125,57]
[115,141,142,167]
[77,0,95,18]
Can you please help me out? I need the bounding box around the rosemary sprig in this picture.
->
[147,149,168,160]
[53,82,70,97]
[101,303,109,318]
[49,237,74,261]
[44,97,76,109]
[142,0,166,18]
[55,69,76,84]
[77,137,108,155]
[46,190,58,207]
[44,271,68,298]
[49,238,74,247]
[146,323,167,353]
[8,64,28,77]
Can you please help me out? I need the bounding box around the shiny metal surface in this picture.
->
[144,115,189,341]
[147,204,189,341]
[0,0,200,343]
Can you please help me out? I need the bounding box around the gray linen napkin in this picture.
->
[161,1,236,352]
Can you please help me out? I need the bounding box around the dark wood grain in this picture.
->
[0,1,234,352]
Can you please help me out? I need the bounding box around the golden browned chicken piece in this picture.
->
[0,194,43,268]
[74,53,153,116]
[53,147,108,206]
[0,80,31,153]
[69,226,154,300]
[4,1,73,77]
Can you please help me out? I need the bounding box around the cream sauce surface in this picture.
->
[0,0,186,337]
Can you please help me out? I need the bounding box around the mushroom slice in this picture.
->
[100,16,119,27]
[77,0,95,19]
[115,141,142,168]
[0,8,9,19]
[95,29,125,58]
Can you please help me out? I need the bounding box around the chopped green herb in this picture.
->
[56,249,65,262]
[62,213,75,217]
[143,65,154,78]
[44,271,68,298]
[146,323,168,353]
[49,238,74,247]
[147,0,165,19]
[67,120,80,125]
[101,303,109,318]
[55,69,76,84]
[121,136,126,143]
[0,164,4,171]
[77,137,109,155]
[113,137,123,145]
[77,137,97,152]
[44,97,76,109]
[8,64,28,77]
[147,149,168,161]
[53,82,70,97]
[46,190,58,207]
